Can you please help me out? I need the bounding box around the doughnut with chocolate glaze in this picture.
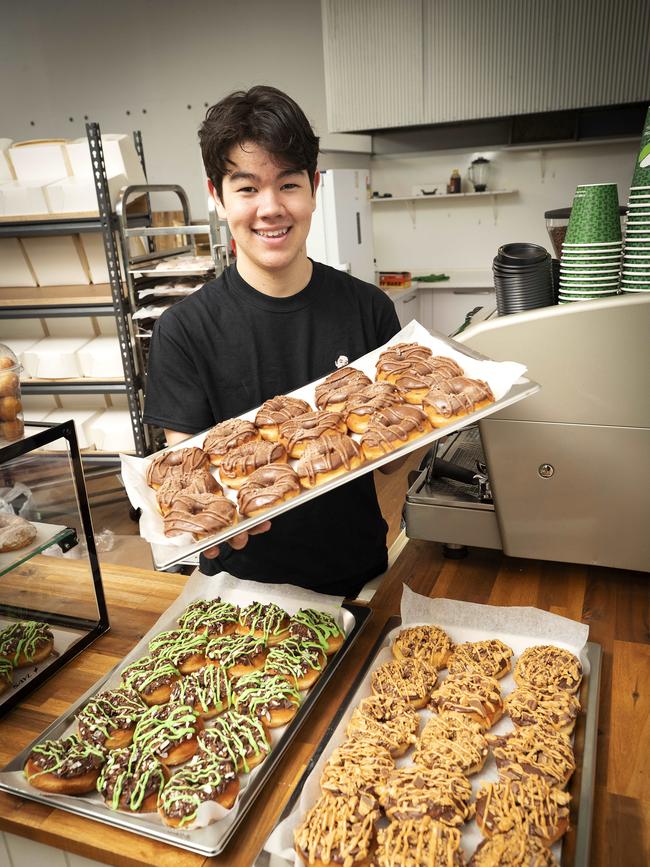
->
[198,709,270,772]
[120,655,181,706]
[360,405,432,460]
[278,410,347,458]
[393,363,464,404]
[132,702,203,766]
[148,628,208,673]
[170,664,233,719]
[294,792,380,867]
[514,644,583,694]
[232,671,301,727]
[343,381,404,433]
[203,418,259,465]
[145,446,211,489]
[237,601,291,644]
[219,439,287,489]
[375,817,464,867]
[423,376,495,427]
[264,636,327,689]
[377,341,433,365]
[469,829,559,867]
[315,366,371,412]
[0,514,37,552]
[97,746,169,813]
[0,620,53,667]
[474,777,571,846]
[24,734,105,795]
[255,395,312,441]
[155,470,221,516]
[76,688,145,750]
[296,433,364,488]
[377,765,473,826]
[0,657,13,696]
[178,598,240,637]
[158,754,240,827]
[288,608,344,655]
[237,464,301,517]
[205,633,268,677]
[163,492,237,539]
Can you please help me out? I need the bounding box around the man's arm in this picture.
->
[164,429,192,446]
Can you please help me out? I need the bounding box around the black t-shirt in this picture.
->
[143,261,400,595]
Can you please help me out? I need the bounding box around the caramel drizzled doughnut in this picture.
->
[97,746,168,813]
[170,664,233,719]
[198,709,270,773]
[371,657,438,709]
[320,738,394,799]
[0,513,36,552]
[158,754,240,827]
[178,598,240,637]
[423,376,495,427]
[120,655,181,706]
[254,395,312,441]
[265,636,327,689]
[0,620,53,667]
[415,713,489,776]
[375,817,465,867]
[505,684,581,735]
[232,671,301,727]
[360,405,432,460]
[76,688,146,750]
[346,694,419,757]
[469,829,560,867]
[487,724,576,788]
[237,601,291,644]
[315,366,372,411]
[514,645,583,694]
[343,381,404,433]
[155,470,221,516]
[0,657,13,696]
[205,633,268,677]
[429,672,504,730]
[203,418,259,465]
[237,463,301,517]
[163,492,237,539]
[392,624,453,671]
[148,628,208,673]
[377,765,473,826]
[296,433,364,488]
[288,608,345,655]
[279,410,347,458]
[219,439,288,488]
[24,734,105,795]
[294,792,380,867]
[145,446,210,489]
[448,638,514,680]
[132,702,202,766]
[474,777,571,846]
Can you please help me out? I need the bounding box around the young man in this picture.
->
[143,85,401,597]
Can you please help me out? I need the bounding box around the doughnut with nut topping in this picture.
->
[294,792,380,867]
[447,638,513,680]
[375,817,465,867]
[429,672,504,730]
[346,694,419,757]
[505,684,581,735]
[320,739,394,799]
[376,764,474,826]
[474,777,571,846]
[392,624,453,671]
[371,657,438,709]
[514,644,583,694]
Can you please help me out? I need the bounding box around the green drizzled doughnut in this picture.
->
[148,629,208,666]
[178,599,240,634]
[27,734,105,779]
[77,688,145,747]
[232,672,301,721]
[132,703,198,759]
[198,710,270,773]
[205,633,266,669]
[0,620,53,666]
[159,755,237,826]
[239,602,289,639]
[170,664,233,714]
[120,655,180,696]
[97,746,167,812]
[0,657,13,684]
[264,637,325,683]
[288,609,343,650]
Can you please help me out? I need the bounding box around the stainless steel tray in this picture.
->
[263,615,602,867]
[0,602,371,857]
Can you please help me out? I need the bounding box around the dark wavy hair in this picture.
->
[199,85,320,199]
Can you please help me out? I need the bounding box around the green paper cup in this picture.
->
[565,183,621,243]
[631,107,650,187]
[621,286,650,292]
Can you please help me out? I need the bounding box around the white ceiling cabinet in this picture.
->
[322,0,650,133]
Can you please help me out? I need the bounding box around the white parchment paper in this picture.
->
[265,586,590,865]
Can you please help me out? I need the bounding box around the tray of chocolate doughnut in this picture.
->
[0,573,372,856]
[264,589,601,867]
[120,320,540,571]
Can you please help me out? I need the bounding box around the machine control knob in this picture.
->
[538,463,555,479]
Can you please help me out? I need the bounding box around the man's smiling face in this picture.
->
[212,142,319,281]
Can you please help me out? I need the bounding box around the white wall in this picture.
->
[0,0,369,217]
[370,140,638,271]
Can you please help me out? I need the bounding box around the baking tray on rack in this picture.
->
[263,615,602,867]
[0,600,371,857]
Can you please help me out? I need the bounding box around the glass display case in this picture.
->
[0,421,110,717]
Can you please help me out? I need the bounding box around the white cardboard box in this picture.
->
[2,337,40,377]
[89,409,136,452]
[41,409,102,450]
[9,140,71,184]
[22,336,92,379]
[0,180,51,216]
[78,232,109,284]
[45,172,127,214]
[0,238,37,286]
[77,336,123,378]
[21,235,91,286]
[0,139,14,182]
[66,134,146,185]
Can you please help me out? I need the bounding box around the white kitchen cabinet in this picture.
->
[418,285,495,337]
[392,289,420,328]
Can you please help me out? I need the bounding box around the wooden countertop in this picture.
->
[0,547,648,867]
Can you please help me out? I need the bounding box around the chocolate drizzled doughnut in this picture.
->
[158,754,239,826]
[360,405,431,458]
[156,470,221,515]
[315,366,371,410]
[278,410,347,458]
[76,688,145,750]
[344,381,404,432]
[237,464,301,517]
[198,709,270,772]
[0,620,54,667]
[232,671,301,727]
[219,439,287,488]
[203,418,259,465]
[145,446,210,489]
[296,433,364,487]
[377,341,433,364]
[423,376,495,424]
[132,702,202,765]
[448,638,513,680]
[97,746,168,813]
[505,684,581,735]
[163,492,237,539]
[254,395,312,441]
[24,734,105,795]
[179,598,240,636]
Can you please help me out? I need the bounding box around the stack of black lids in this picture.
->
[492,243,554,315]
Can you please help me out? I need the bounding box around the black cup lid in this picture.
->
[497,242,549,265]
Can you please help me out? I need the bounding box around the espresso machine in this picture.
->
[404,294,650,573]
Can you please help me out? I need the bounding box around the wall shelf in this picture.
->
[370,189,517,203]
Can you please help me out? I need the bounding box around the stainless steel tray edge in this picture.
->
[0,602,371,857]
